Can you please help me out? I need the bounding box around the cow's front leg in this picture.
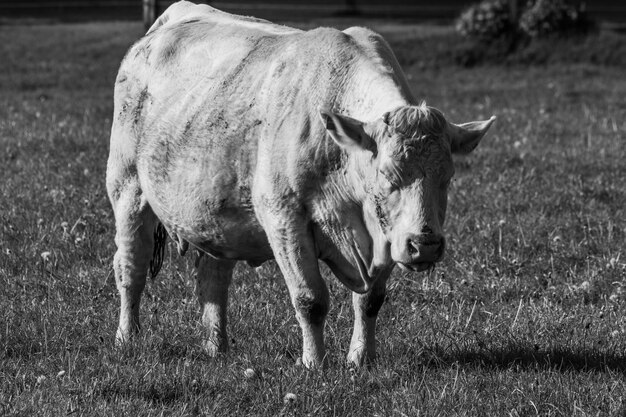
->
[261,216,329,368]
[285,261,329,368]
[347,272,390,366]
[291,278,329,368]
[195,255,236,356]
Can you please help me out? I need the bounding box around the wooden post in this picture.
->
[143,0,157,32]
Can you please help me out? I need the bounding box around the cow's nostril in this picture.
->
[407,240,419,255]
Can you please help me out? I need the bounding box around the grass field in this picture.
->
[1,18,625,416]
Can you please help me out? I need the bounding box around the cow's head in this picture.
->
[319,104,494,278]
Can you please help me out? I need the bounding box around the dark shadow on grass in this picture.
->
[2,341,42,359]
[99,379,217,406]
[419,343,626,375]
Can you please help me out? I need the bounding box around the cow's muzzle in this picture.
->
[397,232,445,271]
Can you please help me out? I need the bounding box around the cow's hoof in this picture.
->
[346,350,366,367]
[346,349,375,367]
[115,329,131,347]
[202,339,228,357]
[300,353,326,370]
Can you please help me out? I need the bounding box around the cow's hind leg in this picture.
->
[110,180,158,344]
[195,255,236,356]
[347,272,390,366]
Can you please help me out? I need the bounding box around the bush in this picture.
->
[456,0,516,42]
[456,0,593,43]
[519,0,591,38]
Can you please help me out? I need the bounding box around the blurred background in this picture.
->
[1,0,625,24]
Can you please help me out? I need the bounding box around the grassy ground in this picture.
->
[1,19,625,416]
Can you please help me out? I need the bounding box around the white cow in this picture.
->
[106,1,495,367]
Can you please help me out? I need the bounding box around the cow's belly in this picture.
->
[159,204,271,261]
[149,191,273,263]
[136,134,273,263]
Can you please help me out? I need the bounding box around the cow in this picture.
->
[106,0,495,368]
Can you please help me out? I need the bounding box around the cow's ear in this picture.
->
[319,109,376,154]
[448,116,496,154]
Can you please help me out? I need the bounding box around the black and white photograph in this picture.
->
[1,0,625,414]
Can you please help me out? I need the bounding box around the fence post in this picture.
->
[143,0,157,32]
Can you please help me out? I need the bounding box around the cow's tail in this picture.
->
[149,222,167,279]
